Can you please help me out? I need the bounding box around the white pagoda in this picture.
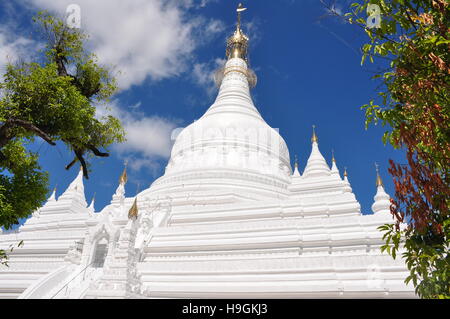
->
[0,4,415,299]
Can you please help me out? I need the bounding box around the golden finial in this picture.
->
[119,162,128,185]
[375,163,383,187]
[332,149,336,163]
[311,125,318,143]
[128,197,138,220]
[294,154,298,169]
[344,167,348,177]
[226,3,249,61]
[237,3,247,29]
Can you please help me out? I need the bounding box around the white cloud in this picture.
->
[205,19,226,36]
[180,0,219,9]
[242,19,262,46]
[22,0,224,89]
[192,57,225,97]
[199,0,218,8]
[116,113,178,159]
[96,101,180,173]
[325,3,343,16]
[0,26,35,75]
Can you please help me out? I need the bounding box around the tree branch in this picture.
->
[11,119,56,146]
[65,144,110,179]
[65,157,78,171]
[74,149,89,179]
[87,145,109,157]
[0,119,56,149]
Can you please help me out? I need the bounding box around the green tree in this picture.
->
[0,12,125,264]
[340,0,449,298]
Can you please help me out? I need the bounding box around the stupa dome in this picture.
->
[170,58,290,173]
[148,58,292,198]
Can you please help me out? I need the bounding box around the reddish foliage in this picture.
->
[388,102,449,234]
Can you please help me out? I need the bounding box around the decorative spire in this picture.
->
[330,150,340,177]
[128,197,138,220]
[57,166,87,206]
[237,3,247,29]
[372,164,391,214]
[303,127,330,178]
[48,185,57,202]
[226,3,249,62]
[214,3,257,89]
[293,154,301,177]
[375,163,383,187]
[342,167,353,193]
[119,162,128,185]
[88,193,96,211]
[66,166,84,193]
[311,125,318,143]
[112,162,128,204]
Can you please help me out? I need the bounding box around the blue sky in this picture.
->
[0,0,405,220]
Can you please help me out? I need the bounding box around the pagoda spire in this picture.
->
[330,149,340,178]
[293,154,301,177]
[128,183,140,220]
[375,162,383,187]
[48,185,57,202]
[237,3,247,31]
[226,3,249,62]
[303,126,330,178]
[372,163,391,214]
[119,162,128,185]
[342,167,353,193]
[61,166,85,196]
[88,193,96,212]
[112,162,128,205]
[311,125,318,143]
[214,3,257,90]
[57,166,87,207]
[69,167,84,191]
[128,197,138,220]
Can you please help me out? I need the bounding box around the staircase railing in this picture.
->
[51,262,94,299]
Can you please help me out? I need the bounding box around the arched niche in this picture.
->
[86,222,119,268]
[91,236,109,268]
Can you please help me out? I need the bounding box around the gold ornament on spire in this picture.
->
[375,163,384,187]
[294,154,299,169]
[344,167,348,177]
[119,163,128,185]
[128,197,138,220]
[332,149,336,163]
[226,3,249,62]
[311,125,318,143]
